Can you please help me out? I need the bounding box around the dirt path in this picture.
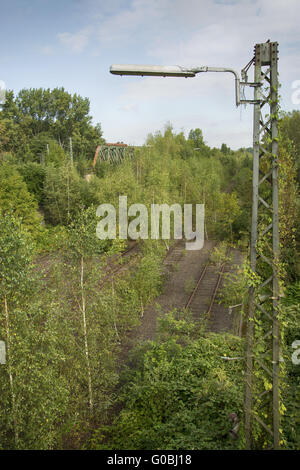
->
[122,241,244,358]
[138,239,216,341]
[207,248,244,333]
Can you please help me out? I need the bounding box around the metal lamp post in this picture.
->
[110,41,280,449]
[110,64,241,107]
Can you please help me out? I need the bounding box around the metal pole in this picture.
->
[244,41,280,450]
[244,46,261,448]
[270,41,280,450]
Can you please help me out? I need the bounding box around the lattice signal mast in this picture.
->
[243,41,280,450]
[110,40,280,449]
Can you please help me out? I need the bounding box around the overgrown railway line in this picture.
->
[99,241,139,289]
[102,239,243,336]
[184,247,233,332]
[132,240,244,340]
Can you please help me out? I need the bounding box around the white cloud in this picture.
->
[105,0,300,145]
[57,27,92,53]
[118,103,138,112]
[52,0,300,147]
[95,0,166,45]
[39,45,55,56]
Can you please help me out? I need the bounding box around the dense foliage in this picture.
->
[89,311,245,450]
[0,87,299,449]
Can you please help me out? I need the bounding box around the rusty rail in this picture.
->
[185,247,231,316]
[206,258,228,315]
[185,263,209,309]
[99,242,139,289]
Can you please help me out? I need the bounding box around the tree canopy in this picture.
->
[0,87,104,162]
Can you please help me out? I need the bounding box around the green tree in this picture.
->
[18,162,46,204]
[215,192,241,241]
[221,143,231,155]
[0,162,41,233]
[0,215,31,446]
[66,207,107,413]
[0,87,104,162]
[0,215,68,449]
[188,128,204,149]
[89,311,244,450]
[43,162,82,225]
[280,110,300,185]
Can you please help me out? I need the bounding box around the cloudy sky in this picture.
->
[1,0,300,149]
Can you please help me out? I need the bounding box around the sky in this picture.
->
[0,0,300,149]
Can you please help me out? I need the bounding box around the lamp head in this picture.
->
[110,64,195,78]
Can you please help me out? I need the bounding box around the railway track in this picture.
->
[99,241,139,288]
[101,238,186,290]
[185,247,232,332]
[163,239,186,270]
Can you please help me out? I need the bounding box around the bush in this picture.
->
[89,311,245,450]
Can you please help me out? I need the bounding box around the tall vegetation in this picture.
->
[0,87,299,449]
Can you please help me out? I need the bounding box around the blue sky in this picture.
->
[1,0,300,149]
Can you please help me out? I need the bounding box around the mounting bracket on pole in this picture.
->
[189,66,242,107]
[239,81,262,105]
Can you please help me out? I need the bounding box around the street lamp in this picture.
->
[110,64,241,106]
[110,41,281,450]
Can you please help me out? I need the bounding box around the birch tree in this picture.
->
[0,214,69,449]
[0,215,33,446]
[66,207,105,414]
